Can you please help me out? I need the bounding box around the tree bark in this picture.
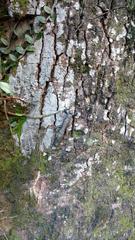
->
[1,0,135,239]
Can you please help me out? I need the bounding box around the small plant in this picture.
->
[127,0,135,12]
[0,81,12,94]
[0,3,54,139]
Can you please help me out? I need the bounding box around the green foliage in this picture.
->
[11,116,27,138]
[0,81,11,94]
[0,2,54,80]
[25,34,34,44]
[26,45,35,52]
[0,47,9,54]
[9,53,17,62]
[0,4,55,148]
[73,130,84,139]
[37,16,46,24]
[14,21,30,37]
[9,230,21,240]
[44,5,52,15]
[0,37,9,46]
[15,46,25,54]
[127,0,135,12]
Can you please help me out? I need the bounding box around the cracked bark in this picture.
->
[1,0,135,239]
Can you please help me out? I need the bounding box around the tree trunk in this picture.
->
[1,0,135,239]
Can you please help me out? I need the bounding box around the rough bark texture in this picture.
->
[1,0,135,239]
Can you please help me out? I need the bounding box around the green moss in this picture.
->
[119,216,133,231]
[0,134,50,239]
[128,230,135,240]
[72,49,89,74]
[81,131,135,238]
[116,58,135,107]
[8,230,21,240]
[0,116,50,233]
[13,0,28,10]
[72,130,84,139]
[0,128,38,189]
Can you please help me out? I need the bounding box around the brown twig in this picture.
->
[3,100,14,137]
[1,107,66,119]
[0,96,27,103]
[0,227,8,240]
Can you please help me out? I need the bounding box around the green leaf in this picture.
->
[35,31,43,40]
[37,16,46,23]
[25,34,34,44]
[12,116,27,138]
[9,54,17,62]
[14,21,30,37]
[0,47,9,54]
[44,5,52,14]
[0,37,9,46]
[0,81,12,94]
[34,28,41,34]
[26,45,35,52]
[16,46,25,54]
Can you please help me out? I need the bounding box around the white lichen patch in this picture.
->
[74,2,80,10]
[103,110,109,121]
[126,126,134,138]
[94,153,100,163]
[69,162,91,187]
[65,146,73,152]
[112,140,115,145]
[120,126,125,135]
[81,42,86,62]
[89,69,96,77]
[93,36,99,44]
[126,115,131,124]
[56,41,65,55]
[112,202,121,210]
[56,4,67,38]
[87,23,93,29]
[114,66,120,74]
[67,39,75,57]
[36,0,45,15]
[111,46,121,60]
[10,38,42,101]
[110,28,117,36]
[39,30,55,87]
[131,20,135,27]
[116,27,127,41]
[74,123,84,130]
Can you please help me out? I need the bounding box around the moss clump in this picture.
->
[116,57,135,107]
[0,119,50,238]
[72,49,89,74]
[73,130,84,139]
[8,230,21,240]
[0,127,35,189]
[116,76,135,107]
[13,0,28,11]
